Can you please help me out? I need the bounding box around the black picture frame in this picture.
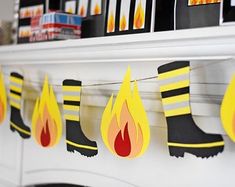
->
[154,0,175,32]
[105,0,152,36]
[175,0,221,30]
[18,0,47,44]
[81,0,107,38]
[222,0,235,23]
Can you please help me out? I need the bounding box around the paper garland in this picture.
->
[101,67,150,158]
[0,62,232,159]
[221,75,235,142]
[0,72,7,124]
[32,76,62,148]
[158,61,224,158]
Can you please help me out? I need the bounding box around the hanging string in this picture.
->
[1,60,230,88]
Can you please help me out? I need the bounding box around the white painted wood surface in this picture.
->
[0,26,235,186]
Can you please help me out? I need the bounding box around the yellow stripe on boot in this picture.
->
[63,95,81,101]
[168,141,225,148]
[158,67,190,80]
[164,106,191,117]
[160,80,190,92]
[10,76,23,85]
[66,140,98,151]
[162,94,190,105]
[63,105,80,111]
[62,86,81,92]
[64,114,80,122]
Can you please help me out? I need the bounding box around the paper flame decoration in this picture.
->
[134,1,145,29]
[120,15,127,31]
[221,75,235,142]
[67,7,74,14]
[0,72,7,124]
[101,67,150,158]
[94,3,101,15]
[32,76,62,148]
[107,11,115,33]
[188,0,221,6]
[79,6,85,17]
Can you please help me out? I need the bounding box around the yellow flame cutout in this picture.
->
[32,76,62,147]
[120,15,127,31]
[134,1,145,29]
[0,72,7,124]
[101,67,150,158]
[221,75,235,142]
[107,11,115,33]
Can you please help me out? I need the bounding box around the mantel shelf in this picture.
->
[0,26,235,65]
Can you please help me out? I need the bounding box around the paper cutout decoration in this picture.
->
[0,71,7,124]
[32,76,62,148]
[157,61,224,158]
[134,0,146,30]
[101,67,150,158]
[62,80,98,157]
[119,0,131,31]
[90,0,102,15]
[9,72,31,139]
[106,0,117,33]
[188,0,221,6]
[221,75,235,142]
[78,0,89,17]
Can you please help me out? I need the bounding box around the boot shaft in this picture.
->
[62,79,82,122]
[158,61,191,118]
[9,72,23,110]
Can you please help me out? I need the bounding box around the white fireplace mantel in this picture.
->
[0,26,235,187]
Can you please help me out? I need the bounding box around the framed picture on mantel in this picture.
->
[175,0,221,29]
[105,0,152,36]
[221,0,235,24]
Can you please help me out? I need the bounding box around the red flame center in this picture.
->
[114,123,131,157]
[40,120,51,147]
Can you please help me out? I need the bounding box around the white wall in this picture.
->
[0,0,14,21]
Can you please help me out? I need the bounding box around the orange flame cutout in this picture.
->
[221,75,235,142]
[189,0,221,6]
[79,6,85,17]
[0,72,7,124]
[32,76,62,148]
[35,8,43,16]
[24,9,31,18]
[134,1,145,29]
[120,15,127,31]
[107,11,115,33]
[101,67,150,158]
[94,3,101,15]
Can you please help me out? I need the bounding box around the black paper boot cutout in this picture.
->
[9,72,31,139]
[63,79,98,157]
[157,61,224,158]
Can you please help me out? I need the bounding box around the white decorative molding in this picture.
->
[0,26,235,65]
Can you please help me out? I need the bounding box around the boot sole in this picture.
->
[10,125,31,139]
[169,146,224,158]
[67,144,98,157]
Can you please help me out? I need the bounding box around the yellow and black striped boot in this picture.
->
[9,72,31,139]
[157,61,224,158]
[63,80,98,157]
